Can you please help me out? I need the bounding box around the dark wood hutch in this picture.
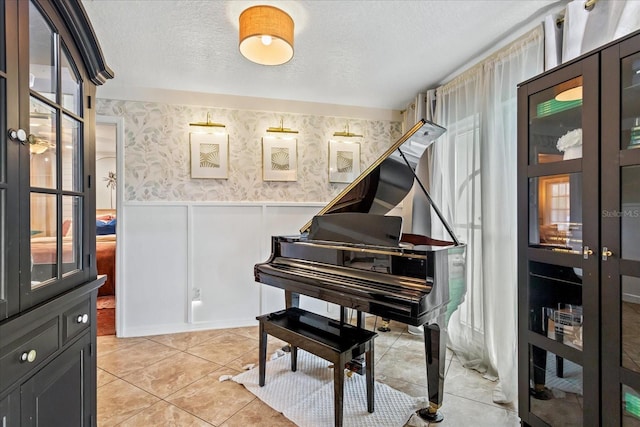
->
[0,0,112,425]
[518,29,640,426]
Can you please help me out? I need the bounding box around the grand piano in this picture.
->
[254,119,466,422]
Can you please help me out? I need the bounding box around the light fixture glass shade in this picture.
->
[239,5,294,66]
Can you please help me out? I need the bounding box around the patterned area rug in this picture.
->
[97,296,115,336]
[233,350,424,427]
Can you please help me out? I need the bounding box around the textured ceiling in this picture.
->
[83,0,564,110]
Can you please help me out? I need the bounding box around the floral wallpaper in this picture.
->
[96,99,402,202]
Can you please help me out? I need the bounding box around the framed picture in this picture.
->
[262,136,297,181]
[190,132,229,179]
[328,139,360,183]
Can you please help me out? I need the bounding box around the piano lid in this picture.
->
[300,119,460,246]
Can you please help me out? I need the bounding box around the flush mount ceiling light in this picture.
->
[555,77,583,102]
[555,86,583,102]
[239,5,294,66]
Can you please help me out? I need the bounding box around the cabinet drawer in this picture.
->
[0,319,59,388]
[62,298,91,343]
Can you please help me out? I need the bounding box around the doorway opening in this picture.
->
[95,116,122,336]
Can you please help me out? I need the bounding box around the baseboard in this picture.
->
[118,318,259,338]
[623,292,640,305]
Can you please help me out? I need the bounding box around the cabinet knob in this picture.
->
[8,128,27,144]
[20,349,37,363]
[7,128,35,145]
[76,313,89,324]
[602,247,613,261]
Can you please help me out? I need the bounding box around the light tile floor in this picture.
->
[97,318,520,426]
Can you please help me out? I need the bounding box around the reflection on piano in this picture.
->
[254,119,467,422]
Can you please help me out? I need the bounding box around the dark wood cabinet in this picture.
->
[518,30,640,426]
[0,1,111,425]
[21,333,92,426]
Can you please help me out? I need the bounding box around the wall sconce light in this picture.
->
[189,112,226,135]
[189,112,225,128]
[267,118,298,134]
[239,5,294,66]
[333,122,362,138]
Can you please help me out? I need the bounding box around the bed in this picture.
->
[96,234,116,296]
[95,210,117,297]
[30,211,117,297]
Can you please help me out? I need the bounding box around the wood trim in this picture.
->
[600,41,623,426]
[516,84,531,421]
[50,0,114,85]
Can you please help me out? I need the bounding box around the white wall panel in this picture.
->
[119,202,348,337]
[259,205,325,315]
[122,205,188,335]
[191,205,263,326]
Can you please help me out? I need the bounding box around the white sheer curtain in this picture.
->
[559,0,640,64]
[430,27,544,404]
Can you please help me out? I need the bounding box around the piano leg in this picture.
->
[285,290,300,308]
[356,311,365,328]
[259,321,267,387]
[417,322,446,423]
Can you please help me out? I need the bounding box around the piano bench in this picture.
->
[256,307,377,427]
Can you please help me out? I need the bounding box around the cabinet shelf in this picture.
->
[528,331,584,364]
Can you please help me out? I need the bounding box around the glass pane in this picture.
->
[29,1,56,102]
[0,5,5,73]
[61,46,81,115]
[622,276,640,372]
[61,195,81,275]
[0,79,5,183]
[529,174,583,254]
[529,345,583,426]
[30,97,57,189]
[623,385,640,426]
[0,190,4,301]
[622,166,640,261]
[96,122,117,210]
[529,76,583,165]
[528,261,583,343]
[61,114,81,191]
[622,53,640,150]
[30,192,57,285]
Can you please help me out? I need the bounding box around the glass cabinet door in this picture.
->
[21,0,87,309]
[1,1,20,319]
[1,2,8,317]
[519,54,600,426]
[601,34,640,426]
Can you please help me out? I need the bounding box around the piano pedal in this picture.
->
[281,344,291,353]
[377,318,391,332]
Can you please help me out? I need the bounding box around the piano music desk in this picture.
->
[257,307,377,427]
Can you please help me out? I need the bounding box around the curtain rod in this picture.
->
[556,0,598,25]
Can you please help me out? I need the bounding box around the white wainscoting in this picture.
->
[118,202,327,337]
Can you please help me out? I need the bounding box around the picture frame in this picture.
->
[262,136,297,181]
[190,132,229,179]
[328,139,360,183]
